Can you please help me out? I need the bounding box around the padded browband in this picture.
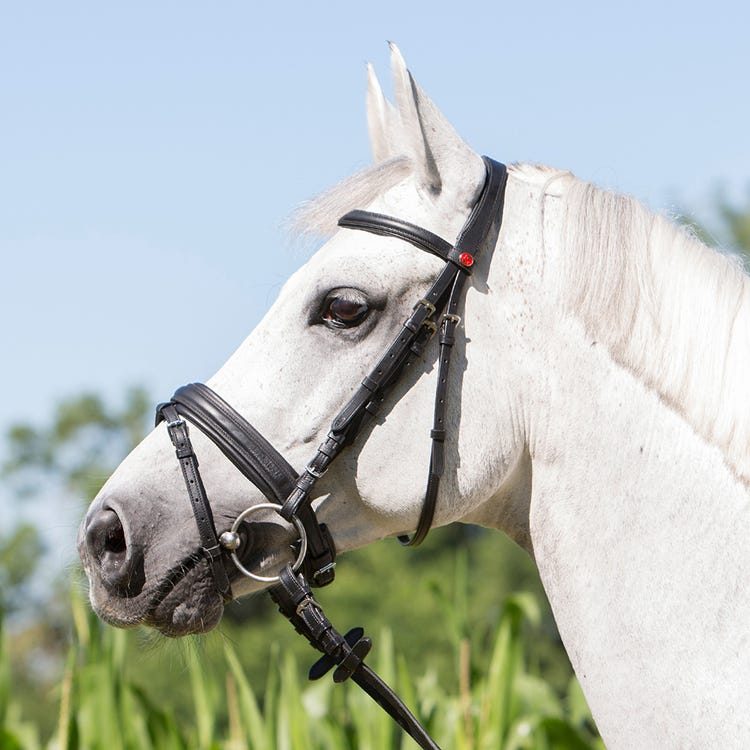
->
[337,210,465,269]
[338,155,508,273]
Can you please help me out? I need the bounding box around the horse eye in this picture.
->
[322,294,370,329]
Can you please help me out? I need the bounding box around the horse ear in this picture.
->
[389,43,484,204]
[366,63,402,163]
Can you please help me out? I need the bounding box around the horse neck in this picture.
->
[557,176,750,483]
[522,174,750,748]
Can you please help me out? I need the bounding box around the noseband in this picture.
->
[156,157,508,749]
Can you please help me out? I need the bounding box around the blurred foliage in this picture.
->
[0,561,602,750]
[2,386,151,501]
[2,525,577,744]
[0,386,154,730]
[679,186,750,263]
[0,524,42,616]
[0,386,576,746]
[1,386,150,612]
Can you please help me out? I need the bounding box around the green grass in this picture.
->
[1,552,603,750]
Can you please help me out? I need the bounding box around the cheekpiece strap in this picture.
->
[337,157,508,547]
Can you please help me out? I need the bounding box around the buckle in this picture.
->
[415,298,436,315]
[441,313,461,325]
[305,462,327,480]
[422,318,437,336]
[295,595,322,617]
[312,561,337,584]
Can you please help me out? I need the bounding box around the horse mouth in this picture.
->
[88,552,226,637]
[142,553,226,637]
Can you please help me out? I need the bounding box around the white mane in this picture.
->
[558,176,750,484]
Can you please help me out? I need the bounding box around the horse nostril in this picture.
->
[105,521,126,554]
[86,509,126,558]
[85,508,145,598]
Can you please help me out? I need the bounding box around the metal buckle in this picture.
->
[295,595,321,617]
[167,417,185,429]
[415,298,436,316]
[313,561,337,583]
[221,502,308,583]
[422,318,437,335]
[441,313,461,325]
[305,462,327,480]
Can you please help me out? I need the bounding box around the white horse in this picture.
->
[78,45,750,749]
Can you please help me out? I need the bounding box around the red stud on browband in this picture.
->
[459,252,474,267]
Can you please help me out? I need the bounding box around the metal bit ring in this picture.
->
[223,502,308,583]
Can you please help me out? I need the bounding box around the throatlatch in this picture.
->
[156,157,508,750]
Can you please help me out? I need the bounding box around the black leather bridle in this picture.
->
[155,157,508,749]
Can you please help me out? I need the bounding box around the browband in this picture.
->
[338,210,463,269]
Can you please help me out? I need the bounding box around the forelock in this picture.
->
[290,156,412,238]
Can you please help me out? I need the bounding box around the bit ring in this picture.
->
[223,502,307,583]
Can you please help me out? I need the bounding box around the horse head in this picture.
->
[78,46,537,637]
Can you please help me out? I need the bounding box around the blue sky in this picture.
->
[1,0,748,445]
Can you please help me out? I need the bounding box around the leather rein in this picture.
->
[155,157,508,749]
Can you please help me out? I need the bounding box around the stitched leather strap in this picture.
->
[329,267,455,435]
[454,156,508,257]
[337,158,508,546]
[400,157,508,545]
[339,210,466,270]
[269,567,441,750]
[156,403,233,601]
[155,156,508,750]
